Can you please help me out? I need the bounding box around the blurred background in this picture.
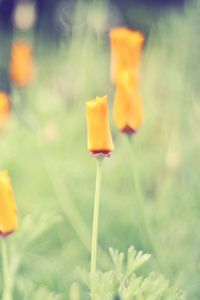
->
[0,0,200,299]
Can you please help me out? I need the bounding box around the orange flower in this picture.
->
[0,92,10,118]
[109,27,144,84]
[9,41,34,87]
[86,96,114,157]
[0,170,17,237]
[113,70,143,134]
[0,92,11,129]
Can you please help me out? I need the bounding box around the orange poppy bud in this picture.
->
[0,92,11,129]
[0,170,17,237]
[9,41,34,87]
[109,27,144,84]
[113,70,143,134]
[0,91,10,117]
[86,96,114,157]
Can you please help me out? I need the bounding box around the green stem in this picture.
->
[1,238,12,300]
[127,137,169,278]
[91,158,103,274]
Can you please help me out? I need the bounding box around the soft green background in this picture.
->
[0,0,200,299]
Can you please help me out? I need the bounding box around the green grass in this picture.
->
[0,0,200,299]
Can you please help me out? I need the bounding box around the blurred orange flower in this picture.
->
[0,91,10,116]
[9,41,34,87]
[86,96,114,157]
[0,91,11,128]
[0,170,17,237]
[113,70,143,134]
[109,27,144,84]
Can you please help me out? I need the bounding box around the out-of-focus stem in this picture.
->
[127,137,169,278]
[69,282,80,300]
[1,238,12,300]
[91,158,103,274]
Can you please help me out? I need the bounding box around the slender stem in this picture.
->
[91,157,103,274]
[1,238,12,300]
[127,137,170,278]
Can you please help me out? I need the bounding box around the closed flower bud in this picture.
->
[9,41,35,87]
[86,96,114,157]
[0,91,10,117]
[109,27,144,84]
[0,91,11,129]
[0,170,17,237]
[113,70,143,134]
